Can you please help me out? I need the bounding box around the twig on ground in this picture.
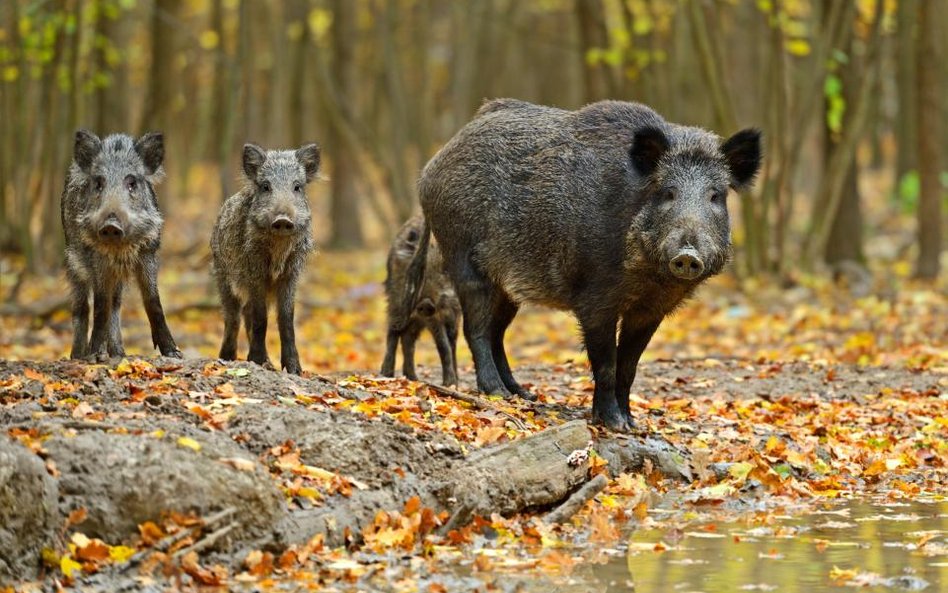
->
[437,503,475,536]
[422,381,527,430]
[542,474,608,525]
[171,522,238,559]
[122,507,237,570]
[8,420,122,432]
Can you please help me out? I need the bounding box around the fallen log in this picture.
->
[279,420,593,547]
[543,473,608,525]
[597,435,693,482]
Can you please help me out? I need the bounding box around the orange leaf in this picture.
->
[404,496,421,516]
[138,521,165,546]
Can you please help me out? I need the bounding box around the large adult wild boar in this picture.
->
[406,99,761,431]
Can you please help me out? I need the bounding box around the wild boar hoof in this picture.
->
[512,386,538,402]
[591,407,632,433]
[85,349,110,363]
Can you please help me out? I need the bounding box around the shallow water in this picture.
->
[533,499,947,593]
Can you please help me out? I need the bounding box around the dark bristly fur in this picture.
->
[381,215,461,386]
[61,129,182,361]
[210,142,319,375]
[408,99,762,431]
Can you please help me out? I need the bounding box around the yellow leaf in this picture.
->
[308,8,333,39]
[829,565,858,581]
[42,547,60,567]
[60,555,82,578]
[199,30,219,50]
[109,545,136,563]
[114,358,133,376]
[863,458,886,477]
[177,437,202,452]
[785,39,811,56]
[729,462,753,481]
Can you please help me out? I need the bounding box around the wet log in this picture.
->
[280,420,593,547]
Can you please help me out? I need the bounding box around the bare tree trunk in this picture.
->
[93,0,129,133]
[771,1,854,272]
[895,0,917,185]
[802,0,883,268]
[287,0,311,148]
[823,33,864,266]
[379,0,415,221]
[575,0,612,103]
[140,0,183,204]
[914,0,943,279]
[141,0,181,133]
[209,0,238,202]
[328,0,364,248]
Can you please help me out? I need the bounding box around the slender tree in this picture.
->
[327,0,364,248]
[914,0,943,279]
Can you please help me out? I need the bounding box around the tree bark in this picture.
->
[914,0,943,279]
[895,0,917,185]
[823,32,864,267]
[140,0,182,134]
[802,0,884,267]
[327,0,364,248]
[575,0,612,103]
[93,0,129,133]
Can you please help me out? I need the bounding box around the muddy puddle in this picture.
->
[519,499,947,593]
[219,499,946,593]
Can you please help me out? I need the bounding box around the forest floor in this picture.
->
[0,203,946,590]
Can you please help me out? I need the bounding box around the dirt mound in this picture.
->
[0,437,59,580]
[45,431,286,549]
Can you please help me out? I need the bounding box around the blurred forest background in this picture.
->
[0,0,945,281]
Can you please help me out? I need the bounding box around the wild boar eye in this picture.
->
[663,189,676,202]
[293,182,302,193]
[125,175,138,192]
[94,176,105,193]
[260,180,272,193]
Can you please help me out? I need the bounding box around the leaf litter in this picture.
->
[0,249,944,591]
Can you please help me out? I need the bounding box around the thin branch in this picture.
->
[422,382,528,431]
[543,473,609,525]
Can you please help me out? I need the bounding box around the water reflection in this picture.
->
[552,499,946,593]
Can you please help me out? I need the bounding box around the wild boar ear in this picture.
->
[134,132,165,176]
[243,143,266,180]
[295,143,321,183]
[629,126,670,177]
[721,128,762,190]
[74,129,102,172]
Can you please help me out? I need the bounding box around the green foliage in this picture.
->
[823,74,845,135]
[895,171,919,213]
[823,50,849,137]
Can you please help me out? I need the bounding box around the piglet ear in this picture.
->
[296,143,321,183]
[630,126,670,177]
[74,129,102,172]
[721,128,762,190]
[243,143,267,180]
[134,132,165,176]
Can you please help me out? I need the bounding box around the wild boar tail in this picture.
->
[393,218,431,332]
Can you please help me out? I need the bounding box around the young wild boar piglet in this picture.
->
[211,143,320,374]
[61,130,181,360]
[381,215,461,386]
